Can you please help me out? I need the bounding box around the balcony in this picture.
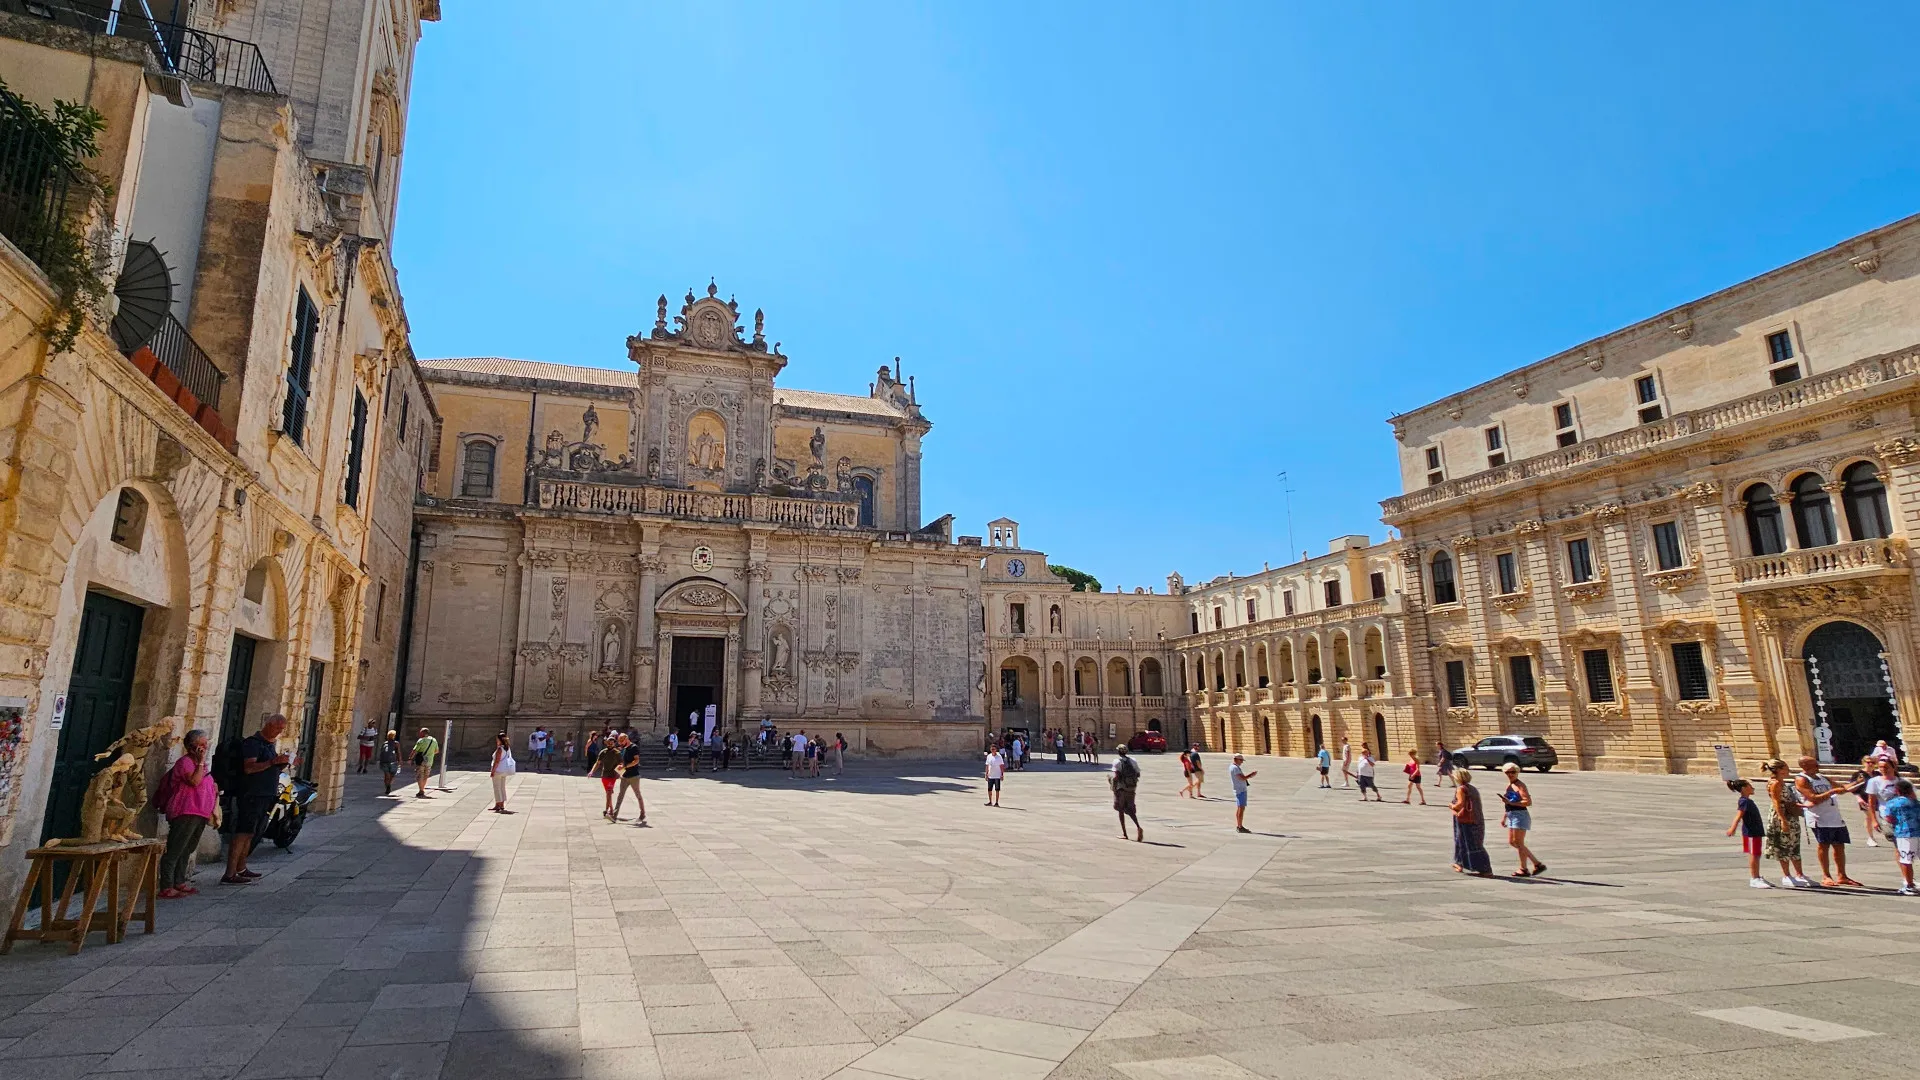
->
[534,479,864,530]
[1073,695,1100,708]
[4,0,277,94]
[122,312,231,445]
[1384,344,1920,521]
[1362,678,1389,698]
[1732,538,1909,590]
[1139,695,1167,708]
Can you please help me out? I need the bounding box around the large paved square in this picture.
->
[2,755,1915,1079]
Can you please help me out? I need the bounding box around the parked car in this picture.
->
[1127,729,1168,753]
[1452,735,1558,772]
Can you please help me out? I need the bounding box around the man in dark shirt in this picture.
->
[612,734,646,825]
[223,714,289,885]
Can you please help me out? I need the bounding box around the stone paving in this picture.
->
[0,754,1917,1079]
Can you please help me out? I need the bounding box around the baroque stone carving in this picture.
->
[1874,437,1920,466]
[680,586,723,607]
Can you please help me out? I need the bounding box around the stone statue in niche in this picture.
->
[686,411,726,474]
[1049,606,1062,634]
[581,403,599,445]
[809,426,826,464]
[600,621,622,672]
[769,626,792,674]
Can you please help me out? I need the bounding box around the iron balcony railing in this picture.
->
[144,310,223,408]
[0,85,81,274]
[3,1,277,95]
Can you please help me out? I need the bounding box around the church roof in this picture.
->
[419,356,907,419]
[418,356,637,389]
[771,388,905,419]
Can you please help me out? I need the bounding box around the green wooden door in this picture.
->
[42,591,144,844]
[219,634,257,749]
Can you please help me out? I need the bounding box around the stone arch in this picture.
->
[1231,648,1246,689]
[1362,626,1387,679]
[1331,631,1353,680]
[1840,460,1893,541]
[657,576,747,618]
[1106,657,1132,697]
[1139,658,1163,697]
[1277,639,1296,684]
[999,654,1041,711]
[1799,620,1899,765]
[1788,471,1838,548]
[1253,643,1270,687]
[1304,636,1324,682]
[1073,656,1100,697]
[1211,649,1227,691]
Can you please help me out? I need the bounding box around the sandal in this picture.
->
[220,875,252,885]
[158,887,182,899]
[1532,864,1547,876]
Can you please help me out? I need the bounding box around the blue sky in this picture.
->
[396,2,1920,591]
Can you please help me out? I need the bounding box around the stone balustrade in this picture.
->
[1732,537,1910,587]
[535,479,862,529]
[1385,346,1920,519]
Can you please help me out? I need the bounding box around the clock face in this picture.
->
[1006,559,1026,578]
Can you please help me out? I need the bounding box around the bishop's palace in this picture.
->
[3,0,1920,909]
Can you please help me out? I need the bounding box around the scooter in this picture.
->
[259,772,319,849]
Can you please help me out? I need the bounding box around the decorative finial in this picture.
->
[655,295,668,332]
[707,278,718,298]
[752,308,765,344]
[685,287,696,307]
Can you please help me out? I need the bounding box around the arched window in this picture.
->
[1745,483,1785,556]
[1430,551,1457,605]
[461,440,497,498]
[1790,473,1836,548]
[1842,462,1892,540]
[853,476,875,528]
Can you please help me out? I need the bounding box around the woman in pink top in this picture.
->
[158,728,218,898]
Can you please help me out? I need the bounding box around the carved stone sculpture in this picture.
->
[47,720,177,846]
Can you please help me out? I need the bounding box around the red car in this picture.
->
[1127,729,1168,753]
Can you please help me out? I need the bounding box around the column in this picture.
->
[742,524,774,719]
[1824,480,1853,542]
[1777,491,1801,550]
[629,521,661,723]
[652,630,673,734]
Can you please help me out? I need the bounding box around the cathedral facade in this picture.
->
[407,288,986,755]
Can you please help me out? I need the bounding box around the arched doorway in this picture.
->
[1802,621,1899,765]
[1373,713,1389,758]
[1310,714,1324,752]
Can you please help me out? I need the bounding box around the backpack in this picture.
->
[1114,756,1140,790]
[154,758,182,817]
[211,736,244,794]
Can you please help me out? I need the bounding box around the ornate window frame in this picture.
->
[1565,628,1625,718]
[1650,619,1722,715]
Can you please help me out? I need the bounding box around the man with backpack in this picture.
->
[1111,745,1144,842]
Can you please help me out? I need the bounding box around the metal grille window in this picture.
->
[1582,649,1615,703]
[282,288,320,445]
[461,440,496,498]
[1508,655,1537,706]
[1495,551,1517,595]
[1566,537,1594,583]
[1444,660,1469,709]
[342,389,368,508]
[1671,641,1711,700]
[1651,521,1683,571]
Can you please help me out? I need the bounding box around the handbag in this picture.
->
[498,750,517,775]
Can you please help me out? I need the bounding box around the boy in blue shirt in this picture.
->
[1876,778,1920,896]
[1315,745,1332,789]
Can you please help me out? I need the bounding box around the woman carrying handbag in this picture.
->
[490,731,517,813]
